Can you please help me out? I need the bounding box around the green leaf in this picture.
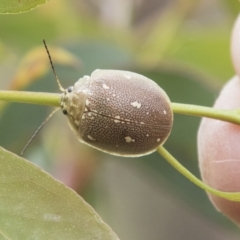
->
[0,147,119,240]
[0,0,48,14]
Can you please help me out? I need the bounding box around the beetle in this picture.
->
[61,69,173,157]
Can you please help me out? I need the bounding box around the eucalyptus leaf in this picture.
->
[0,147,119,240]
[0,0,48,14]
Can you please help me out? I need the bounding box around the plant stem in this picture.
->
[171,102,240,125]
[1,92,240,126]
[0,91,61,107]
[157,145,240,201]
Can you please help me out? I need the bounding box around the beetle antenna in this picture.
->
[21,108,59,155]
[43,39,65,92]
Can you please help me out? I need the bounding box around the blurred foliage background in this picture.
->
[0,0,240,239]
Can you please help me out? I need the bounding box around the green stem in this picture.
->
[0,91,61,107]
[158,146,240,201]
[171,102,240,125]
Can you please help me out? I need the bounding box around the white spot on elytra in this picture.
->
[102,83,109,89]
[131,101,141,109]
[86,99,90,106]
[88,135,95,141]
[114,119,121,123]
[88,113,92,116]
[115,116,120,119]
[113,94,116,97]
[146,134,149,137]
[157,138,161,142]
[125,136,135,143]
[106,98,110,101]
[123,74,131,79]
[140,122,144,124]
[163,110,167,115]
[82,114,86,119]
[146,112,149,115]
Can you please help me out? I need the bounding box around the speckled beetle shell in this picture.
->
[61,70,173,157]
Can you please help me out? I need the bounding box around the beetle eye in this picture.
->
[67,86,73,93]
[62,109,68,115]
